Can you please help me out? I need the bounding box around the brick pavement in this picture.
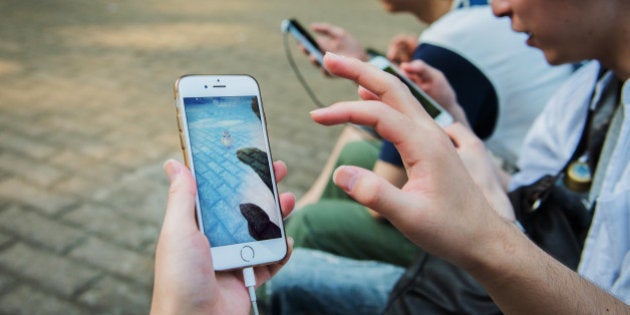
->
[0,0,418,313]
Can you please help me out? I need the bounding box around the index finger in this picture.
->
[322,53,430,121]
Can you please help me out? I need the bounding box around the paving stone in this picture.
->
[0,152,69,188]
[0,273,16,293]
[52,175,100,199]
[48,149,122,185]
[69,237,154,286]
[92,164,168,226]
[0,131,58,161]
[0,285,84,315]
[0,231,14,248]
[62,202,158,250]
[0,243,99,297]
[78,275,151,314]
[0,178,75,215]
[0,205,85,253]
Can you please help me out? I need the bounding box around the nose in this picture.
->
[491,0,511,18]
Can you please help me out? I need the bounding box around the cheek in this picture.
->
[537,25,585,63]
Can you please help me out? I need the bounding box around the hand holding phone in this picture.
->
[281,18,325,66]
[173,74,287,271]
[152,159,293,315]
[369,56,454,126]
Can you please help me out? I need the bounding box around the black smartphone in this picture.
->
[281,18,324,65]
[369,56,454,126]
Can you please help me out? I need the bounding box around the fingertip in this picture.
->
[309,107,329,120]
[163,159,183,182]
[286,236,294,248]
[323,51,340,65]
[323,51,353,74]
[400,59,426,71]
[279,192,296,218]
[273,160,288,181]
[284,237,295,261]
[273,159,287,172]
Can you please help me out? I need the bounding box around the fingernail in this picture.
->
[163,159,182,182]
[309,108,326,116]
[324,51,340,59]
[333,166,360,192]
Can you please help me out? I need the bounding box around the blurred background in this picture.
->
[0,0,419,313]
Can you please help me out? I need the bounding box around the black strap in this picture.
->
[556,68,620,195]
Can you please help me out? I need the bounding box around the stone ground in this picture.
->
[0,1,418,313]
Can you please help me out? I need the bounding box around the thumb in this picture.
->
[162,159,199,234]
[333,165,407,220]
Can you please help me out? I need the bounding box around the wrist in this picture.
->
[150,288,212,315]
[461,217,532,284]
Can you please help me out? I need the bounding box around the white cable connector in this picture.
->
[243,267,259,315]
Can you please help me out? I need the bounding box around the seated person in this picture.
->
[268,13,630,310]
[288,0,573,267]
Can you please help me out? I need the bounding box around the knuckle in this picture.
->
[355,176,383,207]
[168,178,196,199]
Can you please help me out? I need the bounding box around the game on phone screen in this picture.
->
[183,95,282,247]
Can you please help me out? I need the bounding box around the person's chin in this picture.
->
[528,36,559,64]
[541,49,571,66]
[381,5,395,12]
[379,1,395,12]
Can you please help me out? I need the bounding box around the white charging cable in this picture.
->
[243,267,259,315]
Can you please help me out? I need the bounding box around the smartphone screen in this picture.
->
[175,75,287,270]
[184,95,282,247]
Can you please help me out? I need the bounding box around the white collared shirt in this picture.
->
[510,61,630,303]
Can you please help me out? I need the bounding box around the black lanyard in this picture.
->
[562,69,620,193]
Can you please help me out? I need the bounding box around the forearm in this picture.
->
[465,220,628,315]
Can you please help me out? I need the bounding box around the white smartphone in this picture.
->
[173,74,287,271]
[281,18,324,66]
[369,56,454,127]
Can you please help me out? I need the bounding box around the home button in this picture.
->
[240,246,255,262]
